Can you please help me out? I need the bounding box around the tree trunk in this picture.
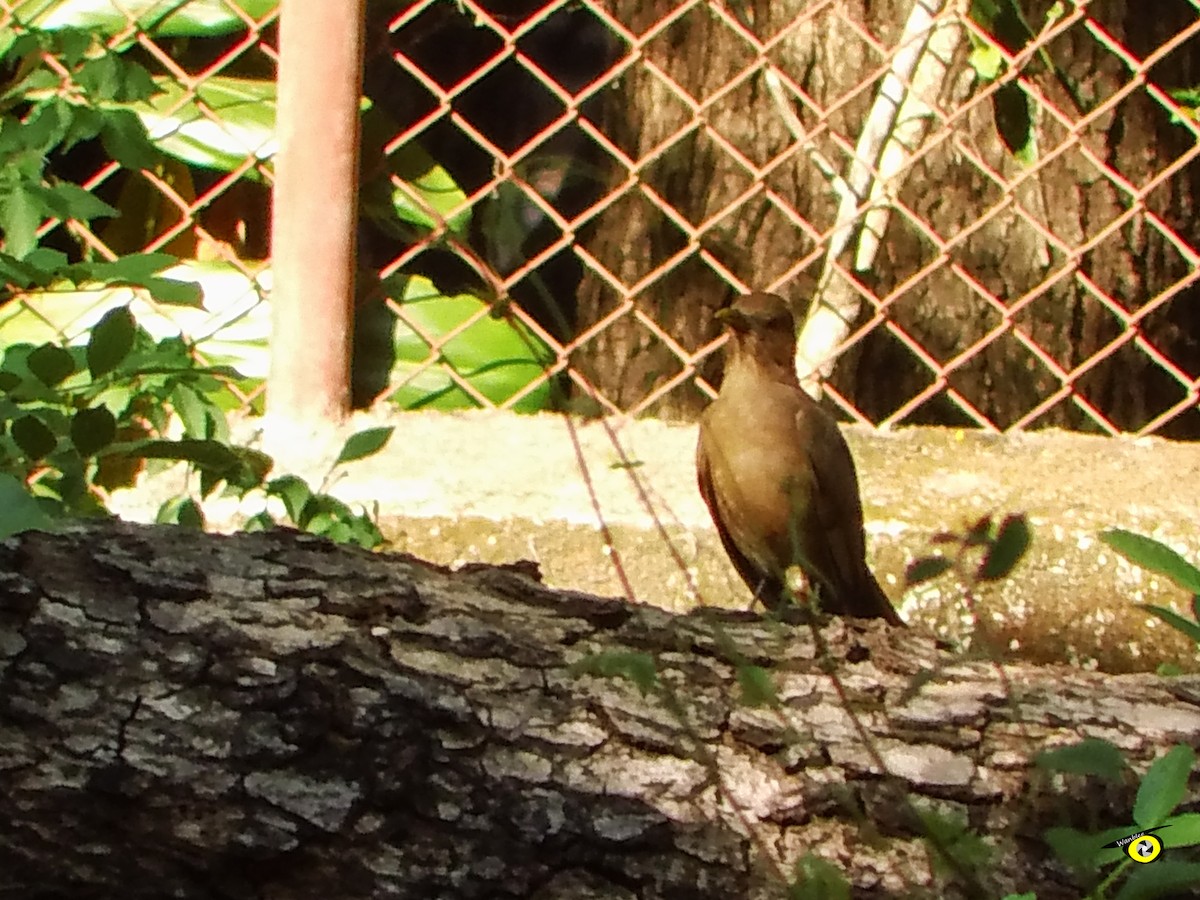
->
[872,0,1200,436]
[574,0,1200,432]
[2,520,1197,899]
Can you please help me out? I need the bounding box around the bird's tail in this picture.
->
[861,570,904,626]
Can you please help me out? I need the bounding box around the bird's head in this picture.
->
[716,292,799,380]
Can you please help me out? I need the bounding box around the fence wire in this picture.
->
[2,0,1198,436]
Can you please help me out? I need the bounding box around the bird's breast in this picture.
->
[699,389,814,542]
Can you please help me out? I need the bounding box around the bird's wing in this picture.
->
[696,422,782,606]
[796,403,890,618]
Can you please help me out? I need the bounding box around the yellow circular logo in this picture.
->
[1128,834,1163,864]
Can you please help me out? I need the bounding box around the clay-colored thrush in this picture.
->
[696,292,903,624]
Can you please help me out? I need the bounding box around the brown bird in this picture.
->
[696,292,903,624]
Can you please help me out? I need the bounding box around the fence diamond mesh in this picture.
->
[2,0,1198,435]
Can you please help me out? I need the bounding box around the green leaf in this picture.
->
[389,142,471,235]
[0,251,56,287]
[3,267,550,414]
[11,0,280,37]
[1140,604,1200,644]
[0,472,60,538]
[99,108,160,170]
[87,251,179,283]
[1035,737,1126,783]
[76,253,203,308]
[35,180,118,222]
[1113,860,1200,900]
[223,445,272,492]
[26,344,75,386]
[156,495,205,529]
[20,248,70,277]
[11,414,58,460]
[143,275,204,307]
[968,42,1005,81]
[70,406,117,456]
[334,426,394,465]
[993,82,1036,166]
[114,57,158,103]
[977,513,1031,581]
[48,26,93,64]
[76,52,121,100]
[266,474,312,523]
[969,0,1002,30]
[964,515,994,546]
[61,106,107,154]
[0,260,262,373]
[0,182,47,258]
[385,275,552,413]
[1168,87,1200,125]
[128,75,277,172]
[86,305,136,377]
[242,510,276,533]
[312,517,349,543]
[572,651,659,694]
[737,664,777,707]
[1134,744,1195,827]
[303,509,339,536]
[1169,87,1200,108]
[1101,529,1200,594]
[75,51,156,103]
[16,99,72,155]
[790,854,851,900]
[1044,824,1112,870]
[1161,812,1200,849]
[128,438,271,489]
[906,555,953,585]
[342,516,383,549]
[170,383,216,439]
[299,495,368,540]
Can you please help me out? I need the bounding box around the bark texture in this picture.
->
[2,520,1199,899]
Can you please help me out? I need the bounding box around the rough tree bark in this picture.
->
[573,0,1200,433]
[2,521,1199,899]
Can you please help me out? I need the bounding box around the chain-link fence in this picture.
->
[3,1,1199,435]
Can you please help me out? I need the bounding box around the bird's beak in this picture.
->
[715,307,749,331]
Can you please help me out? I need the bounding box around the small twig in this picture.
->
[854,3,962,273]
[766,0,962,396]
[562,412,638,603]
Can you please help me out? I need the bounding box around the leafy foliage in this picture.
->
[966,0,1079,165]
[1039,739,1200,899]
[0,302,389,546]
[2,6,553,416]
[1100,529,1200,648]
[905,512,1033,596]
[0,26,161,261]
[8,0,279,38]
